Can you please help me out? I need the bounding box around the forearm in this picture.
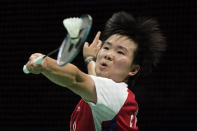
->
[41,56,79,88]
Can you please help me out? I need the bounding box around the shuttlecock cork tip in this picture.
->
[63,17,83,44]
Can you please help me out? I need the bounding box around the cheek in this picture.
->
[116,58,131,67]
[96,50,103,60]
[114,57,131,69]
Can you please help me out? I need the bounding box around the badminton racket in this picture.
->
[23,14,92,74]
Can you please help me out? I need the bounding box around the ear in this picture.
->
[128,65,140,77]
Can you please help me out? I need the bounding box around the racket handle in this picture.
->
[23,65,30,74]
[23,56,44,74]
[34,56,44,64]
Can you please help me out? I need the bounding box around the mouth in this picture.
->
[101,62,107,66]
[99,62,108,69]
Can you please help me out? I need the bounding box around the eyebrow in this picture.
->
[103,41,129,52]
[103,41,112,46]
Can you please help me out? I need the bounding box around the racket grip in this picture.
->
[23,65,30,74]
[23,56,44,74]
[34,56,44,64]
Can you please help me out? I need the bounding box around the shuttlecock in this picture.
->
[63,17,83,44]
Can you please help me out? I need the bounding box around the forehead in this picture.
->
[104,34,138,52]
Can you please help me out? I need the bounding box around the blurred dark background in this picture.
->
[0,0,196,130]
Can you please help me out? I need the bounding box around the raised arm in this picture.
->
[83,31,102,76]
[25,53,97,103]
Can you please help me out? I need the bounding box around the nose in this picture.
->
[104,51,113,61]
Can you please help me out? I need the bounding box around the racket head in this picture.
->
[57,14,92,66]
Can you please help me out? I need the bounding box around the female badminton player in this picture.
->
[25,11,166,131]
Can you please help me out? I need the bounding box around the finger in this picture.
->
[83,42,89,49]
[97,40,102,48]
[83,42,90,55]
[29,53,44,62]
[26,60,32,71]
[92,31,101,47]
[29,53,38,61]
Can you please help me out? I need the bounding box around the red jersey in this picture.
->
[70,75,138,131]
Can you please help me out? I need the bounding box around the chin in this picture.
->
[96,70,109,78]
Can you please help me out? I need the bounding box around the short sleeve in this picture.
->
[88,75,128,114]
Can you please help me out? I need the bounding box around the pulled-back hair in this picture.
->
[101,11,167,79]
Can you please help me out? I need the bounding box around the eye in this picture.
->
[103,46,109,50]
[117,51,125,55]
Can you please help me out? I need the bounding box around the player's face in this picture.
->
[95,34,139,82]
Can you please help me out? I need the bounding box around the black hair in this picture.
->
[101,11,167,82]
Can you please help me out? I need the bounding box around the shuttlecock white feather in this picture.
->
[63,17,83,44]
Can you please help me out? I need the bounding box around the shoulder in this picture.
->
[89,75,128,90]
[88,75,129,113]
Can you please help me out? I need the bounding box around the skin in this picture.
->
[25,32,140,104]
